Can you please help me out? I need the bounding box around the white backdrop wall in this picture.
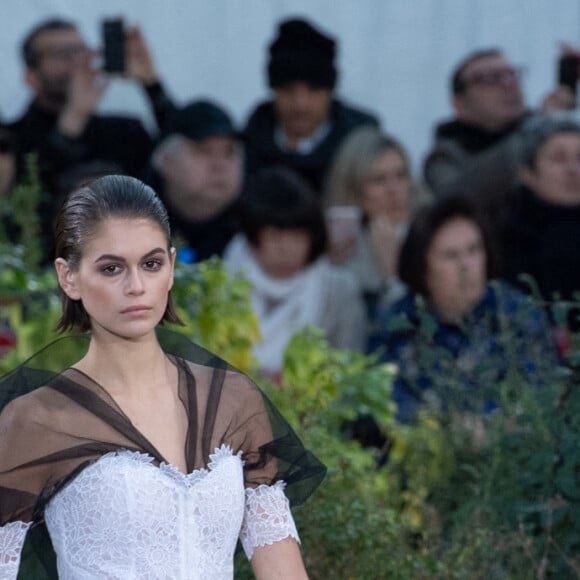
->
[2,1,580,173]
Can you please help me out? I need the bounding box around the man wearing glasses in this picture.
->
[7,18,174,264]
[423,48,574,217]
[8,18,173,195]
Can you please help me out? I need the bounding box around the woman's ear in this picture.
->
[54,258,81,300]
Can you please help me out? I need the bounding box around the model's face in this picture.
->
[361,149,411,224]
[454,54,525,131]
[252,227,311,279]
[273,81,332,141]
[520,132,580,207]
[426,217,487,321]
[57,218,175,340]
[26,28,89,106]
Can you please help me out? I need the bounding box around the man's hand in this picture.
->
[125,25,158,85]
[541,42,580,111]
[58,52,108,138]
[541,85,576,111]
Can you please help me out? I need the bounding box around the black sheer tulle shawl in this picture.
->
[0,329,326,578]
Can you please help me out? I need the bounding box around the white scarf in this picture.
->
[224,235,329,374]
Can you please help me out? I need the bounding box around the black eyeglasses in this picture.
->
[461,67,525,89]
[39,43,89,62]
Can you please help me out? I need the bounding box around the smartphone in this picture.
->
[325,206,362,244]
[102,18,125,73]
[558,54,579,95]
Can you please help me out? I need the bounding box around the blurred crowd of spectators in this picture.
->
[3,15,580,423]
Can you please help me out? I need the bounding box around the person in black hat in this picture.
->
[243,17,379,196]
[147,100,244,262]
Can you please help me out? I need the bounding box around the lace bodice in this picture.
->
[0,343,325,578]
[0,446,298,579]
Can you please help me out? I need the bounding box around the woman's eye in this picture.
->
[101,264,121,275]
[144,259,163,270]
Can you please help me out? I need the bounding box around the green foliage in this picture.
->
[170,258,260,372]
[0,154,43,270]
[373,288,580,577]
[4,216,580,576]
[0,248,66,373]
[0,158,77,372]
[236,327,415,579]
[276,326,397,431]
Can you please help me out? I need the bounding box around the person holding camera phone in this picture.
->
[423,47,576,222]
[7,17,176,264]
[324,126,431,319]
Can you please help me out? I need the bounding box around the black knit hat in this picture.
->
[267,18,337,89]
[165,100,240,142]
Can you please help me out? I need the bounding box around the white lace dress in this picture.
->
[0,348,325,580]
[0,445,298,579]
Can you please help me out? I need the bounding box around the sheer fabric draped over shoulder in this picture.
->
[0,329,325,576]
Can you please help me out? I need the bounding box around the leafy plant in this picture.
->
[3,186,580,577]
[236,327,411,579]
[170,258,260,372]
[0,154,43,270]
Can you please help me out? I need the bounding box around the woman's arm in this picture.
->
[240,481,307,579]
[0,521,30,579]
[251,537,308,580]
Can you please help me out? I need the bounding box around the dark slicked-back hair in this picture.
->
[451,48,503,95]
[238,166,327,264]
[22,18,77,68]
[398,196,498,297]
[54,174,182,332]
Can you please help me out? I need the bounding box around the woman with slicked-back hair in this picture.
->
[0,174,324,579]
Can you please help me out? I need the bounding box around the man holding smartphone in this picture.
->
[423,47,576,220]
[7,17,175,263]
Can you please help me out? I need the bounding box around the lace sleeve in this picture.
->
[0,521,30,579]
[239,481,299,560]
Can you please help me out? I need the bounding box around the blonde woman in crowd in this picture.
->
[324,126,431,316]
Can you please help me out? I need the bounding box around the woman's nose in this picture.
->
[125,269,145,294]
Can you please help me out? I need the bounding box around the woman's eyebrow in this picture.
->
[94,247,167,264]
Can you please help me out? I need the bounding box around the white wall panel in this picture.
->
[1,0,579,173]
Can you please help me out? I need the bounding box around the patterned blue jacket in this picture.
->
[368,281,559,422]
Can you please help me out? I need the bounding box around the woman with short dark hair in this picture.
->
[225,166,366,378]
[369,196,558,423]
